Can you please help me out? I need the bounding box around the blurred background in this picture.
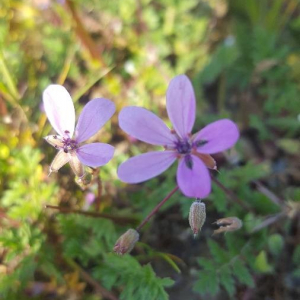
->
[0,0,300,299]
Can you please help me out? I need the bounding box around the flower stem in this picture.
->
[136,186,179,232]
[95,169,102,211]
[211,176,253,212]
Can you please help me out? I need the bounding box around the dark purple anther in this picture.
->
[194,140,208,148]
[185,155,193,169]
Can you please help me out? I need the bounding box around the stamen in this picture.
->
[185,155,193,169]
[194,140,208,148]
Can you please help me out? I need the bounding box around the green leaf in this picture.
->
[197,258,215,271]
[208,239,229,264]
[93,254,174,300]
[254,251,273,273]
[193,270,219,296]
[292,245,300,265]
[232,259,255,287]
[219,265,235,296]
[268,234,284,256]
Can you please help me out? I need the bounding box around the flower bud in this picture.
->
[189,200,206,238]
[113,229,139,255]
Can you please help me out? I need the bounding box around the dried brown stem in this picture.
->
[45,205,138,225]
[65,0,106,65]
[66,258,119,300]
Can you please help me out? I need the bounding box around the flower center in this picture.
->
[171,137,209,170]
[62,137,78,153]
[175,139,192,154]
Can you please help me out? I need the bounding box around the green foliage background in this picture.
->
[0,0,300,299]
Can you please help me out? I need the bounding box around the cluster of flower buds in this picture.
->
[213,217,242,235]
[113,229,139,255]
[189,199,206,238]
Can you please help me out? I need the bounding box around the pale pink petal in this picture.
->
[76,143,114,168]
[69,151,85,177]
[119,107,176,147]
[75,98,115,143]
[44,135,64,149]
[177,155,211,198]
[118,151,177,183]
[43,85,75,137]
[49,150,70,174]
[194,119,239,154]
[166,75,196,138]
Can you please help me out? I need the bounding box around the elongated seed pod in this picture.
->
[189,200,206,238]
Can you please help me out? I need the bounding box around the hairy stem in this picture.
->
[136,186,179,232]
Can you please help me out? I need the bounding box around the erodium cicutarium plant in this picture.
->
[118,74,240,198]
[43,85,115,177]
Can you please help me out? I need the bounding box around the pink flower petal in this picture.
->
[118,151,177,183]
[177,155,211,198]
[75,98,115,143]
[76,143,114,167]
[69,151,85,177]
[119,107,176,146]
[49,150,70,174]
[194,119,239,154]
[44,135,64,148]
[166,75,196,138]
[43,85,75,137]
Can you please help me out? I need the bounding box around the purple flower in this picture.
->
[117,75,239,198]
[43,85,115,177]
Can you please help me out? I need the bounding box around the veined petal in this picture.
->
[194,119,239,154]
[118,151,177,183]
[76,143,114,168]
[69,152,85,177]
[75,98,115,143]
[49,150,70,174]
[43,85,75,137]
[44,135,64,149]
[119,107,176,146]
[177,155,211,198]
[166,75,196,138]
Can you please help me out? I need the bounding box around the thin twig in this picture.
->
[251,212,286,233]
[211,176,253,212]
[95,168,102,211]
[136,186,179,232]
[65,0,106,65]
[254,180,285,208]
[45,205,138,225]
[66,258,119,300]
